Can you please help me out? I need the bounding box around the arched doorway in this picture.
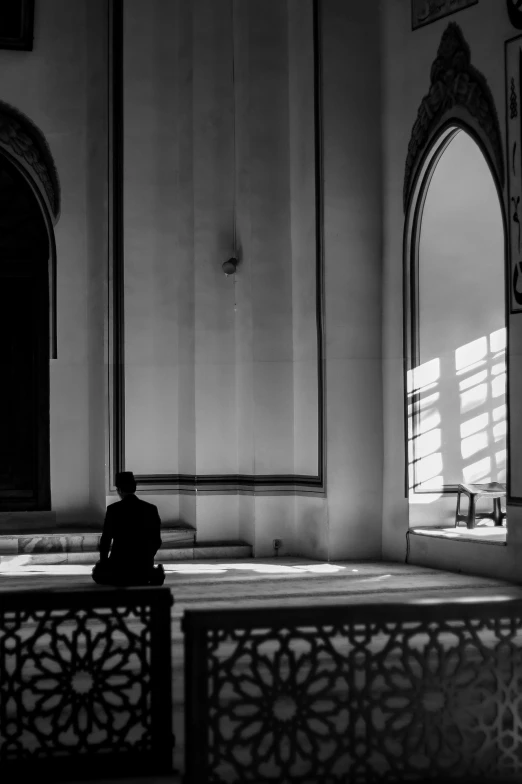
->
[0,153,51,510]
[406,125,507,517]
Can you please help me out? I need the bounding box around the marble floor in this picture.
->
[2,557,521,783]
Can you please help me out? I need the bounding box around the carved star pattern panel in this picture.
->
[185,605,522,782]
[0,589,173,777]
[0,605,151,758]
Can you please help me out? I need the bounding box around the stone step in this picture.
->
[0,525,196,555]
[0,542,252,566]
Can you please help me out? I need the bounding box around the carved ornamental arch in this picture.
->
[0,99,60,223]
[403,22,504,212]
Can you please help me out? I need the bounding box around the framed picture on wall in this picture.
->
[412,0,478,31]
[0,0,34,51]
[506,35,522,313]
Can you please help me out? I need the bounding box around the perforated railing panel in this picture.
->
[183,599,522,783]
[0,586,173,780]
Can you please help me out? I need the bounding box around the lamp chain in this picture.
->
[231,0,237,256]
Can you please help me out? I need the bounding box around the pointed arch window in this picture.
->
[405,126,507,498]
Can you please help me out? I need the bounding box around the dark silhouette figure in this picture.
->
[92,471,165,586]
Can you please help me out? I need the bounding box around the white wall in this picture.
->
[122,0,318,488]
[117,0,384,559]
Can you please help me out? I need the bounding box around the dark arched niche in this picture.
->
[0,100,60,358]
[403,22,504,214]
[0,158,49,256]
[0,103,60,511]
[0,152,52,510]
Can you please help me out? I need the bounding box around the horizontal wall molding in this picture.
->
[413,485,460,495]
[107,0,325,495]
[132,473,324,496]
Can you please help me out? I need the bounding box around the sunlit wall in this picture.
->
[409,131,506,494]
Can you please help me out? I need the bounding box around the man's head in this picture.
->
[115,471,136,498]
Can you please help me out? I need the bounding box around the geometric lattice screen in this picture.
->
[0,587,173,781]
[184,599,522,782]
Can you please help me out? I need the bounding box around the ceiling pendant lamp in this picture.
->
[223,0,239,278]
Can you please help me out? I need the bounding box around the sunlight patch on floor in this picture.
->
[0,562,93,575]
[0,561,354,578]
[163,562,348,575]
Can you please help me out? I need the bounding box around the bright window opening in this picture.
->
[408,129,506,535]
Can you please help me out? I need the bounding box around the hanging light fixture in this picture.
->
[224,0,238,277]
[222,257,238,275]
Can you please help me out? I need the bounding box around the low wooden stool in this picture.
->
[455,482,506,529]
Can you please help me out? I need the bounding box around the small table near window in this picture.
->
[455,482,506,530]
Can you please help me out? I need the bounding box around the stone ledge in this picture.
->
[0,527,196,554]
[410,526,507,546]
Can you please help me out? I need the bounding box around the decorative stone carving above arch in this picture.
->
[403,22,504,213]
[0,99,60,222]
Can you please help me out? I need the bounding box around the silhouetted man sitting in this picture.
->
[92,471,165,586]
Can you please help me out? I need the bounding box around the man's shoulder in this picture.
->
[106,496,159,517]
[134,497,160,517]
[135,497,158,510]
[106,499,122,513]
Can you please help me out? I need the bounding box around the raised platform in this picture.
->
[411,523,507,545]
[0,525,252,564]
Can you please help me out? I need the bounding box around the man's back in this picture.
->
[100,495,162,566]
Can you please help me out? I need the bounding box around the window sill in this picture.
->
[410,525,507,546]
